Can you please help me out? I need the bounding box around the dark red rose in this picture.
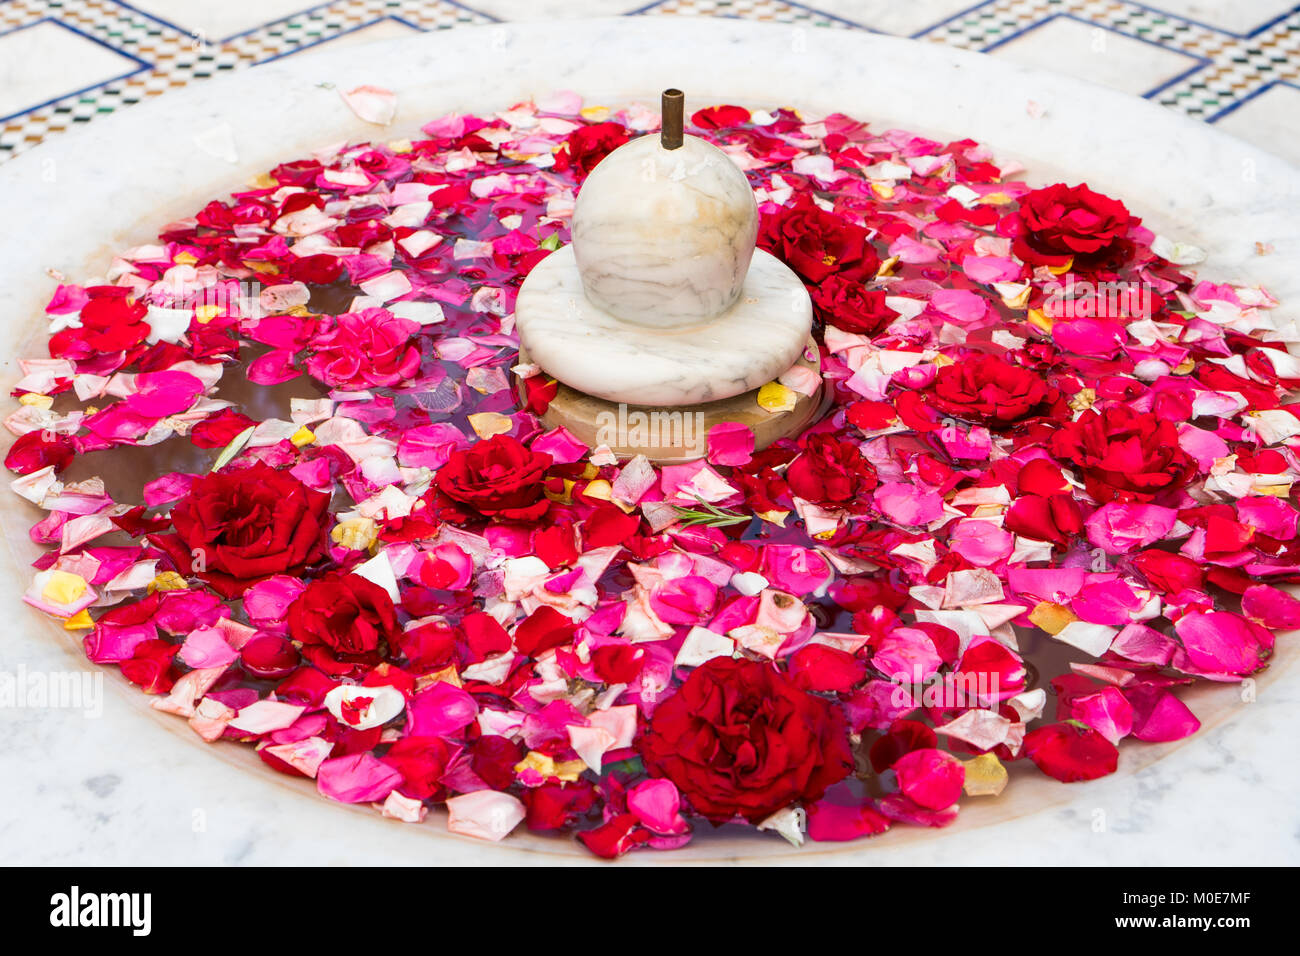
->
[759,195,880,284]
[287,571,400,674]
[637,657,854,823]
[553,121,630,178]
[1013,183,1136,267]
[811,276,898,335]
[925,353,1062,428]
[786,433,878,510]
[158,461,331,597]
[303,308,420,389]
[1048,406,1196,503]
[434,434,551,521]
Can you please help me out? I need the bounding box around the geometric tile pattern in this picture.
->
[1,0,1298,164]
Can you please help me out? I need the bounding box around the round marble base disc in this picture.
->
[515,246,812,407]
[517,340,825,465]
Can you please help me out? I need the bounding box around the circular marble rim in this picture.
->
[516,246,812,406]
[0,17,1297,865]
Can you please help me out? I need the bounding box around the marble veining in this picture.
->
[517,246,811,406]
[572,133,759,328]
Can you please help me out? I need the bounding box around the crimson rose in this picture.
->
[759,195,880,284]
[288,571,399,675]
[811,276,898,336]
[1048,405,1196,503]
[302,308,421,389]
[1014,183,1136,267]
[553,121,630,178]
[157,461,331,597]
[926,353,1062,428]
[786,433,878,510]
[434,434,551,521]
[637,657,854,823]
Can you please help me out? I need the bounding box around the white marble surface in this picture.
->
[572,133,759,328]
[1,17,1299,865]
[518,247,809,406]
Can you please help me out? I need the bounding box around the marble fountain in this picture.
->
[1,17,1298,865]
[516,88,821,460]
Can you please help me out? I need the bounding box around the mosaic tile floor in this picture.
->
[1,0,1297,164]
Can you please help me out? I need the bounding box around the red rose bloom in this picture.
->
[553,121,630,178]
[157,461,331,597]
[303,308,421,389]
[1013,183,1136,267]
[759,195,880,284]
[434,434,551,521]
[786,433,878,510]
[926,353,1062,428]
[1048,406,1196,503]
[287,571,399,674]
[638,657,854,823]
[811,276,898,335]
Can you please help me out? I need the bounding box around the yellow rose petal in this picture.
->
[1068,387,1097,412]
[962,753,1008,797]
[1047,258,1074,276]
[290,426,315,448]
[194,304,221,324]
[756,510,790,527]
[42,571,87,605]
[552,760,587,782]
[173,252,198,265]
[757,381,798,413]
[1029,601,1076,635]
[332,517,378,551]
[579,105,610,122]
[1000,284,1032,309]
[19,393,53,409]
[467,412,513,439]
[1027,308,1053,333]
[515,751,558,778]
[581,479,613,502]
[63,609,94,630]
[147,571,189,594]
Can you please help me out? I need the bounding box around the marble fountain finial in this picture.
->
[515,89,820,462]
